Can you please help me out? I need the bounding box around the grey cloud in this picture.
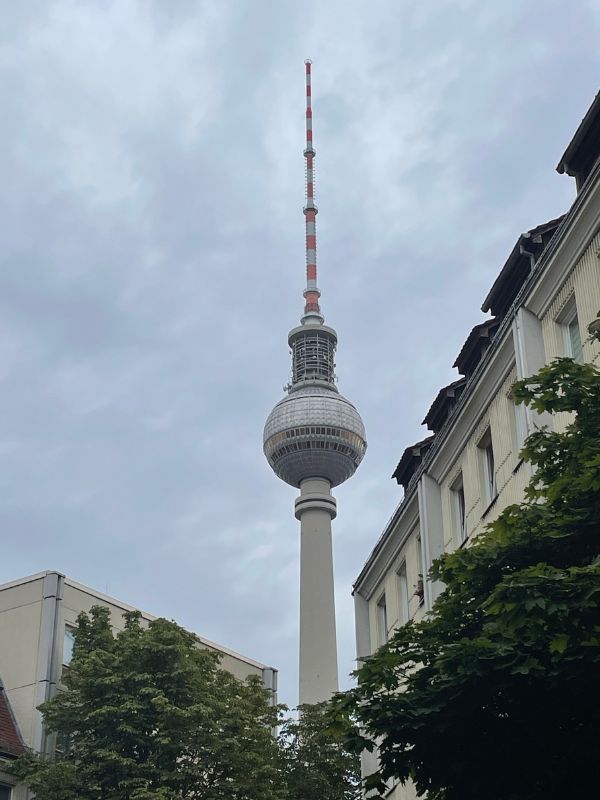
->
[1,0,598,707]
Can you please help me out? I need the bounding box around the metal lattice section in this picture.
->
[291,330,336,385]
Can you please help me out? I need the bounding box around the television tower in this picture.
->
[263,61,367,706]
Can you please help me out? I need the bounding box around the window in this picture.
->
[376,594,388,647]
[397,563,410,624]
[415,537,424,605]
[451,473,467,543]
[478,428,497,505]
[63,627,75,667]
[0,785,12,800]
[509,394,526,457]
[562,304,584,363]
[55,730,72,755]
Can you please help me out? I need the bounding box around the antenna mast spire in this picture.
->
[303,59,321,321]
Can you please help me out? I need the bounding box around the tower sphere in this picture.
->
[263,385,366,488]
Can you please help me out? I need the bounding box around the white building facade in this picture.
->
[354,92,600,799]
[0,570,278,799]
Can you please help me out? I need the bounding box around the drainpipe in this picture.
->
[32,572,64,755]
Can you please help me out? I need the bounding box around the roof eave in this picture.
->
[556,91,600,176]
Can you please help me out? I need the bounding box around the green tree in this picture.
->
[331,358,600,800]
[278,703,361,800]
[11,607,283,800]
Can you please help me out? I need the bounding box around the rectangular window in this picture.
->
[478,428,497,505]
[63,627,75,667]
[397,562,410,624]
[510,396,527,456]
[376,594,388,647]
[451,474,467,543]
[485,443,496,499]
[558,295,584,364]
[55,730,72,755]
[564,311,583,363]
[415,537,424,605]
[0,785,12,800]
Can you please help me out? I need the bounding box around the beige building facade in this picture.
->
[0,570,277,799]
[354,92,600,799]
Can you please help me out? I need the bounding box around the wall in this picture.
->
[541,231,600,432]
[439,365,529,552]
[0,763,28,800]
[367,526,425,655]
[0,573,274,759]
[0,576,46,749]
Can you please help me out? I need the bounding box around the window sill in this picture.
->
[481,493,499,520]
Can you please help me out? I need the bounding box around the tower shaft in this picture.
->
[295,477,339,705]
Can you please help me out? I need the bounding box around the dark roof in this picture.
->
[392,436,435,489]
[422,377,467,433]
[453,318,501,378]
[557,91,600,190]
[0,680,26,757]
[481,216,565,319]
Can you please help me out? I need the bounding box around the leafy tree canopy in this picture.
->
[331,358,600,800]
[278,703,361,800]
[11,607,282,800]
[10,608,362,800]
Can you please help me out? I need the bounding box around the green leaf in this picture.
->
[550,634,569,654]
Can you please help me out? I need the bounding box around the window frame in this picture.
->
[415,536,425,606]
[63,625,75,668]
[396,561,410,625]
[562,303,584,363]
[376,593,388,648]
[478,426,497,507]
[450,472,467,544]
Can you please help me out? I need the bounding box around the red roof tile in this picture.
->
[0,684,26,757]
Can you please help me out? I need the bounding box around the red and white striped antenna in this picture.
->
[302,59,322,321]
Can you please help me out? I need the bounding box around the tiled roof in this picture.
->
[557,91,600,186]
[392,435,435,489]
[0,681,26,757]
[453,318,501,377]
[481,216,565,319]
[422,377,468,433]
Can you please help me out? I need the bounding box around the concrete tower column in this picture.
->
[294,477,338,705]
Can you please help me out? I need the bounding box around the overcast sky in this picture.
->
[1,0,598,708]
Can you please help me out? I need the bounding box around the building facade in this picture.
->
[0,570,278,797]
[353,92,600,799]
